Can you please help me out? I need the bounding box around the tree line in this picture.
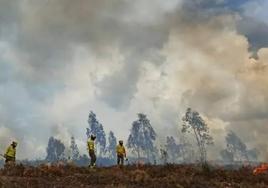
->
[43,108,259,166]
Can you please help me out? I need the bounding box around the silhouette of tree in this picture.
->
[127,113,156,162]
[182,108,213,163]
[86,111,106,156]
[165,136,181,163]
[46,137,65,162]
[70,136,80,161]
[221,131,258,163]
[106,131,117,160]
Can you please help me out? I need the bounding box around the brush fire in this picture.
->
[253,163,268,175]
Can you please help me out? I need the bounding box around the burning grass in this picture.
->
[253,163,268,175]
[0,164,267,188]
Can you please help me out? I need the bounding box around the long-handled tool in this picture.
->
[125,158,129,165]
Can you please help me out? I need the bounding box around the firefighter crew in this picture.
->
[87,135,96,168]
[116,140,126,166]
[4,141,17,165]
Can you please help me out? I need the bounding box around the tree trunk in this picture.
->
[193,128,204,163]
[137,148,140,159]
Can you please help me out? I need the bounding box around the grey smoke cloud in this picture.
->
[0,0,267,160]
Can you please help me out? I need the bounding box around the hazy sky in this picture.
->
[0,0,268,160]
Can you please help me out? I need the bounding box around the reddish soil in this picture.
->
[0,164,267,188]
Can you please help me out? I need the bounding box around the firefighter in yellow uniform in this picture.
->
[4,141,17,165]
[87,135,96,168]
[116,140,126,166]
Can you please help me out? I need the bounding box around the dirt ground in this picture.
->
[0,164,267,188]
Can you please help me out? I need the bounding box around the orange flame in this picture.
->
[253,163,268,175]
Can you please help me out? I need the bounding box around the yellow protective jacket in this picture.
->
[5,145,16,158]
[116,145,126,156]
[87,139,95,151]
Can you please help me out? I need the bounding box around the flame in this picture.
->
[253,163,268,175]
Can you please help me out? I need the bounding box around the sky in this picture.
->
[0,0,268,160]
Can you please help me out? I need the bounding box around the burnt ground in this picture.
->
[0,164,267,188]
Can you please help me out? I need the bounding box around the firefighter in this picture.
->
[116,140,126,166]
[87,135,96,168]
[4,141,17,165]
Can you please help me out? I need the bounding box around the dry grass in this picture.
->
[0,164,267,188]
